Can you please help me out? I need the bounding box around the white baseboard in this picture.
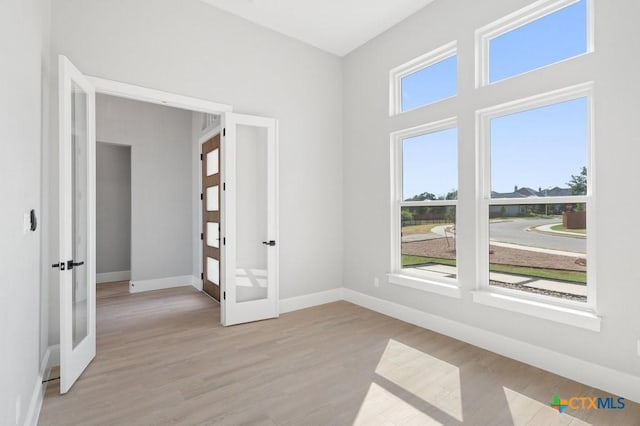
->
[129,275,195,293]
[97,270,131,283]
[343,288,640,404]
[191,275,203,291]
[25,345,54,426]
[280,288,344,314]
[48,344,60,368]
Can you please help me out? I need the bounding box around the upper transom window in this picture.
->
[390,42,457,115]
[477,0,591,86]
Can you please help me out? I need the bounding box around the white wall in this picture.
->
[0,0,50,424]
[50,0,344,311]
[343,0,640,383]
[96,142,131,277]
[96,94,193,281]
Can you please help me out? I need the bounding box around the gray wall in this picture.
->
[96,94,193,281]
[96,142,131,275]
[343,0,640,379]
[0,0,50,424]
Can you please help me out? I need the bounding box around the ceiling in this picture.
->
[200,0,434,57]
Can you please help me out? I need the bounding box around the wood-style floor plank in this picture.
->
[39,284,640,425]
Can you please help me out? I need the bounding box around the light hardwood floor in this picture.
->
[39,283,640,425]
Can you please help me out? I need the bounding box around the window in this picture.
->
[477,0,591,85]
[391,119,458,292]
[478,84,592,304]
[387,0,597,325]
[390,42,457,115]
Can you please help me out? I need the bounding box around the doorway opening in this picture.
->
[96,142,131,295]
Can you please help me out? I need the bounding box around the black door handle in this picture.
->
[262,240,276,246]
[66,260,85,270]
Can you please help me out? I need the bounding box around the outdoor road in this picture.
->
[490,218,586,254]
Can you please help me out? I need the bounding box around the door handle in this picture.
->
[66,260,85,270]
[262,240,276,246]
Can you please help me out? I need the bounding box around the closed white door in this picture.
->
[57,55,96,393]
[221,113,279,326]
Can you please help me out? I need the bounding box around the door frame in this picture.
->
[87,76,232,302]
[87,77,232,115]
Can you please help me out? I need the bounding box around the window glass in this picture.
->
[488,203,586,302]
[490,97,587,197]
[403,128,458,201]
[489,0,587,82]
[401,55,457,112]
[402,206,457,278]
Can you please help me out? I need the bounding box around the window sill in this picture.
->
[472,290,601,331]
[387,273,462,299]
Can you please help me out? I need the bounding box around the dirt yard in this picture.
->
[402,237,586,272]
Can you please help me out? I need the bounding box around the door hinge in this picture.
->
[200,233,204,240]
[223,237,226,245]
[200,193,203,200]
[223,291,226,300]
[200,153,203,161]
[223,182,226,191]
[201,272,204,279]
[223,128,226,136]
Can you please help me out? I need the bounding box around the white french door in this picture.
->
[57,55,96,393]
[221,113,279,326]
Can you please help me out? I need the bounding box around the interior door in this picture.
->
[57,55,96,393]
[202,134,221,302]
[221,113,278,326]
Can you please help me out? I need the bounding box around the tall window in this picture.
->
[478,86,592,303]
[388,0,596,322]
[391,119,458,286]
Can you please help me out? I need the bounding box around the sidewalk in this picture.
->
[415,263,587,298]
[531,223,586,238]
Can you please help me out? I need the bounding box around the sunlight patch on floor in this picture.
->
[354,382,444,425]
[503,387,592,426]
[371,339,463,422]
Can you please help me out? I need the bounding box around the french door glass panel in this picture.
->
[71,82,89,348]
[236,125,268,303]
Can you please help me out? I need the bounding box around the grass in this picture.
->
[490,214,559,221]
[402,255,586,284]
[550,224,586,235]
[403,255,456,267]
[402,223,442,235]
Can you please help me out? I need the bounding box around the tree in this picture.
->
[405,192,436,201]
[401,209,414,222]
[567,166,587,195]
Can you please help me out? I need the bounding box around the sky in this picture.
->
[401,0,587,200]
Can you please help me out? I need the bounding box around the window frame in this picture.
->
[475,0,594,87]
[389,41,457,116]
[389,117,461,298]
[475,82,596,312]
